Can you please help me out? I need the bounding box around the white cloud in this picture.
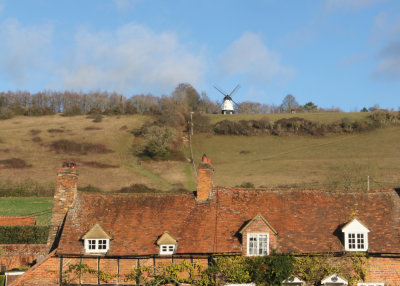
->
[325,0,384,11]
[218,32,294,85]
[0,18,53,85]
[57,24,206,93]
[373,41,400,80]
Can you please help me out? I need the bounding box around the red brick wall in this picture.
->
[0,244,46,270]
[197,163,213,201]
[0,216,36,226]
[10,254,400,285]
[368,257,400,285]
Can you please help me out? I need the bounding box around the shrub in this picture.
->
[47,128,64,133]
[0,158,32,168]
[62,104,83,116]
[50,140,113,154]
[192,112,212,133]
[0,226,49,244]
[0,180,54,197]
[25,106,54,116]
[79,185,102,193]
[81,161,119,168]
[137,126,176,159]
[0,108,14,120]
[238,182,255,188]
[247,253,295,286]
[214,120,250,135]
[92,114,103,122]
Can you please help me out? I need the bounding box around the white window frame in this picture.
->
[342,219,369,252]
[344,232,368,252]
[159,244,176,255]
[358,283,384,286]
[246,233,269,256]
[84,239,110,253]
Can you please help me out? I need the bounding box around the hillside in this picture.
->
[0,113,399,195]
[0,114,194,192]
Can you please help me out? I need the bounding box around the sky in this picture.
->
[0,0,399,111]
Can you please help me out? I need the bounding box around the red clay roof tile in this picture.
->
[56,188,400,256]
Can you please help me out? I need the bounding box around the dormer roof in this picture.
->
[156,231,177,245]
[321,274,348,285]
[82,223,111,240]
[239,213,277,235]
[342,218,370,233]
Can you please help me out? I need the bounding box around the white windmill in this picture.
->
[214,85,240,114]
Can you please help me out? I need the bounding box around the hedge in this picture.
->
[0,226,49,244]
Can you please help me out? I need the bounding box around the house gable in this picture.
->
[239,213,278,256]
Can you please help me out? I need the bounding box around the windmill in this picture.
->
[214,85,240,114]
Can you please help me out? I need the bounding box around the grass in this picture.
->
[206,112,370,125]
[191,126,400,189]
[0,197,53,225]
[0,114,194,191]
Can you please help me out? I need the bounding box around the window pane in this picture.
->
[88,240,96,250]
[98,239,107,250]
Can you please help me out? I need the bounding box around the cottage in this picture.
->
[11,159,400,285]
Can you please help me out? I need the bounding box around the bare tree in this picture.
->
[280,94,299,113]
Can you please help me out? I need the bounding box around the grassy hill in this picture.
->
[0,114,195,193]
[0,112,399,196]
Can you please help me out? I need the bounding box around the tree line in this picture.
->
[0,84,347,119]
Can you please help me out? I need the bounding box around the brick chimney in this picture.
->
[46,162,78,253]
[196,154,214,202]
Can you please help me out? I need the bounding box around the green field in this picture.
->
[192,126,400,190]
[0,197,53,225]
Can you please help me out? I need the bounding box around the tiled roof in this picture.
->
[56,188,400,256]
[0,216,36,226]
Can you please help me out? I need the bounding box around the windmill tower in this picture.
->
[214,85,240,114]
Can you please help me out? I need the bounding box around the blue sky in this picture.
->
[0,0,399,111]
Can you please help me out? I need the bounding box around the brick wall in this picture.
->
[0,216,36,226]
[46,165,78,253]
[0,244,46,270]
[10,254,400,285]
[197,162,214,201]
[368,257,400,285]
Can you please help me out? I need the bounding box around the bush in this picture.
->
[62,104,83,116]
[214,120,251,135]
[238,182,255,188]
[136,126,176,159]
[25,106,55,116]
[0,108,14,120]
[0,158,32,168]
[192,112,212,133]
[0,180,54,197]
[247,253,295,285]
[0,226,49,244]
[50,140,113,154]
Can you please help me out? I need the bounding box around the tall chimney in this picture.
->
[197,154,214,202]
[46,162,78,253]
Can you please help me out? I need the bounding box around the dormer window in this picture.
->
[82,224,111,254]
[156,231,177,256]
[342,218,369,252]
[85,239,109,253]
[239,213,277,257]
[160,244,176,255]
[248,233,269,256]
